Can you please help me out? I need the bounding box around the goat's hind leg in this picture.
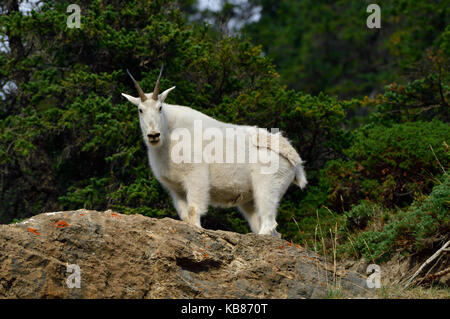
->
[238,201,260,233]
[253,175,291,237]
[253,188,280,236]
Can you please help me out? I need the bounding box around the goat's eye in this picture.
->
[139,109,143,114]
[159,106,162,112]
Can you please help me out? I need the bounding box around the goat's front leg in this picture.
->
[169,190,189,221]
[183,168,210,228]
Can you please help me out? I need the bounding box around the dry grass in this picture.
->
[299,207,449,299]
[377,284,450,299]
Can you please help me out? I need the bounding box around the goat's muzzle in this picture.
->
[147,132,161,145]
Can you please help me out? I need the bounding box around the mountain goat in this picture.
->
[122,66,307,236]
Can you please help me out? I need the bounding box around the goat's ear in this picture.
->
[121,93,140,106]
[159,86,176,103]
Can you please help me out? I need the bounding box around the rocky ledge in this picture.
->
[0,210,372,298]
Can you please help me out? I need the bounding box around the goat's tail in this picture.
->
[269,131,308,189]
[248,127,308,189]
[292,161,308,189]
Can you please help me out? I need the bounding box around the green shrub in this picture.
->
[342,200,383,232]
[322,120,449,210]
[343,174,450,262]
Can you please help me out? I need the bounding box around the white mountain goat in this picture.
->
[121,66,307,236]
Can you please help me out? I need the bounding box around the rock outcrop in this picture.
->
[0,210,371,298]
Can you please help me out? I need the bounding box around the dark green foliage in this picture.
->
[341,174,450,262]
[243,0,449,98]
[368,46,449,124]
[342,200,383,232]
[322,121,449,210]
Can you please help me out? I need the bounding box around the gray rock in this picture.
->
[0,210,372,298]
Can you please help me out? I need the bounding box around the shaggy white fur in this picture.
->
[122,85,307,236]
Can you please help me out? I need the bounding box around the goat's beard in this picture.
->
[149,139,161,147]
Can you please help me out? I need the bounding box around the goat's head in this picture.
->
[122,65,175,148]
